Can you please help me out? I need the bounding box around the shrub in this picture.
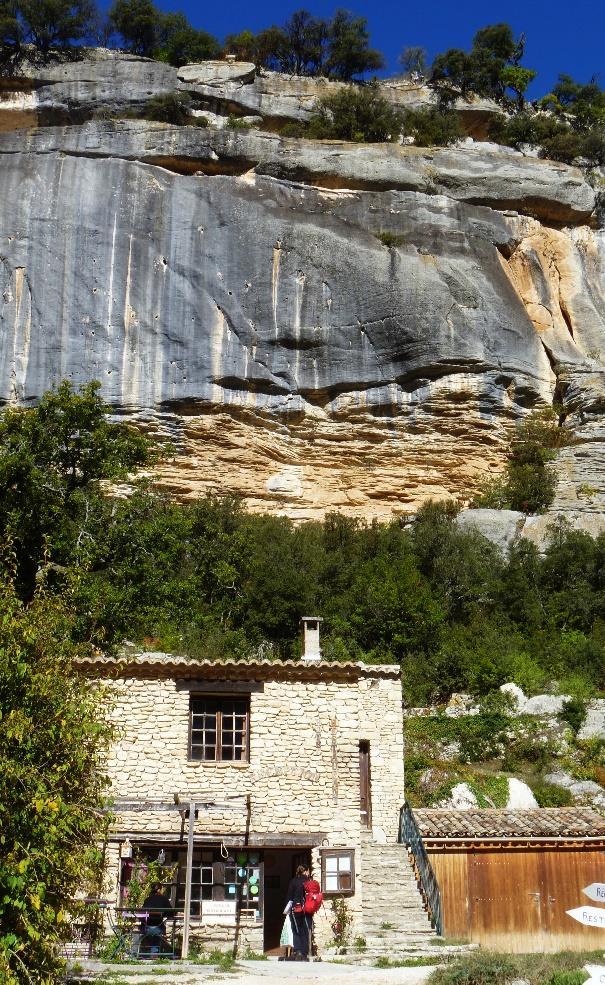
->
[402,106,463,146]
[376,231,405,248]
[560,697,587,735]
[329,896,353,952]
[226,114,253,130]
[532,782,573,807]
[307,83,404,143]
[138,92,195,126]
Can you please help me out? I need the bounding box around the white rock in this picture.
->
[523,694,569,715]
[456,508,525,554]
[577,700,605,740]
[438,782,479,809]
[506,778,538,808]
[500,683,527,710]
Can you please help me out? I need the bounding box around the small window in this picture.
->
[190,696,250,762]
[320,849,355,896]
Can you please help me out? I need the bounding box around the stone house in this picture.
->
[78,621,433,955]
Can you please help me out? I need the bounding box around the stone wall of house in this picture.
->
[97,664,404,950]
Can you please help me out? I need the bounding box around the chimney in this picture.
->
[301,616,323,662]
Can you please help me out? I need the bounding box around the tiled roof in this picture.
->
[75,651,400,680]
[413,808,605,841]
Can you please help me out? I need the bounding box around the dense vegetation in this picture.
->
[0,581,114,984]
[2,385,605,712]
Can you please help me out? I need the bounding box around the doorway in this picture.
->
[359,741,372,827]
[262,848,312,953]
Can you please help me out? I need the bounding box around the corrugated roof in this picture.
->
[413,808,605,841]
[75,652,400,680]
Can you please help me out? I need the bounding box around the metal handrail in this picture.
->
[399,802,443,936]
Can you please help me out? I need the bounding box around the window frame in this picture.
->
[188,693,250,763]
[320,849,355,897]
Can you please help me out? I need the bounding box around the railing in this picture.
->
[400,802,443,936]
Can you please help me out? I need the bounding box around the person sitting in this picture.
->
[140,883,174,954]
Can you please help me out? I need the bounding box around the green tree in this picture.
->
[0,0,23,72]
[307,82,403,142]
[17,0,94,53]
[109,0,157,55]
[325,9,383,81]
[472,408,568,514]
[0,380,152,597]
[402,105,462,146]
[399,45,427,77]
[154,11,219,66]
[431,22,534,105]
[0,580,113,985]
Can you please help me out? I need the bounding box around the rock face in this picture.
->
[0,52,604,521]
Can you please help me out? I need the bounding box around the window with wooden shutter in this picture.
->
[320,849,355,896]
[189,696,250,762]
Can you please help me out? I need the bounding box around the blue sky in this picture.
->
[150,0,604,98]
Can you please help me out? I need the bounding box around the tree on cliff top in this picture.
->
[17,0,95,53]
[109,0,219,63]
[0,578,113,985]
[431,22,535,106]
[0,379,153,598]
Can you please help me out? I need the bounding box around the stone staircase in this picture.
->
[355,832,472,963]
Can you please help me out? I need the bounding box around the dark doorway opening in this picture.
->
[360,740,372,827]
[262,848,312,953]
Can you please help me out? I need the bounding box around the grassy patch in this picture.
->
[429,950,598,985]
[376,955,443,967]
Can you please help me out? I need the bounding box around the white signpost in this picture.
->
[584,966,605,985]
[566,906,605,929]
[583,884,605,903]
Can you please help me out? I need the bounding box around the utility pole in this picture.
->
[181,801,195,959]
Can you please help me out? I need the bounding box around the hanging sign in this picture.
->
[583,884,605,903]
[567,906,605,928]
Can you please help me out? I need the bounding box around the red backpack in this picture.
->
[303,878,323,915]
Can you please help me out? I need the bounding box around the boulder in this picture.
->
[544,770,605,807]
[438,783,479,809]
[499,683,527,709]
[577,700,605,741]
[506,778,538,808]
[456,510,526,554]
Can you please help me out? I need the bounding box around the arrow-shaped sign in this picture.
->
[567,906,605,928]
[584,966,605,985]
[583,884,605,903]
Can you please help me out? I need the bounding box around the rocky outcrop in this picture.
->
[0,52,604,521]
[2,120,594,223]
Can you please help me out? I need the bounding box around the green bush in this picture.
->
[560,697,588,735]
[307,83,404,142]
[226,115,253,130]
[532,782,573,807]
[402,106,463,146]
[138,92,195,126]
[376,231,405,248]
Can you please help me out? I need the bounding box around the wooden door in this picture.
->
[359,741,371,827]
[469,850,544,952]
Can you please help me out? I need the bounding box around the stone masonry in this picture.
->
[82,653,409,952]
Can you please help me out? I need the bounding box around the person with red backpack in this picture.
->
[283,865,324,961]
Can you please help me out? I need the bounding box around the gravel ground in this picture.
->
[74,958,437,985]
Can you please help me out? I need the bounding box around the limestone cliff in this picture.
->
[0,51,604,523]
